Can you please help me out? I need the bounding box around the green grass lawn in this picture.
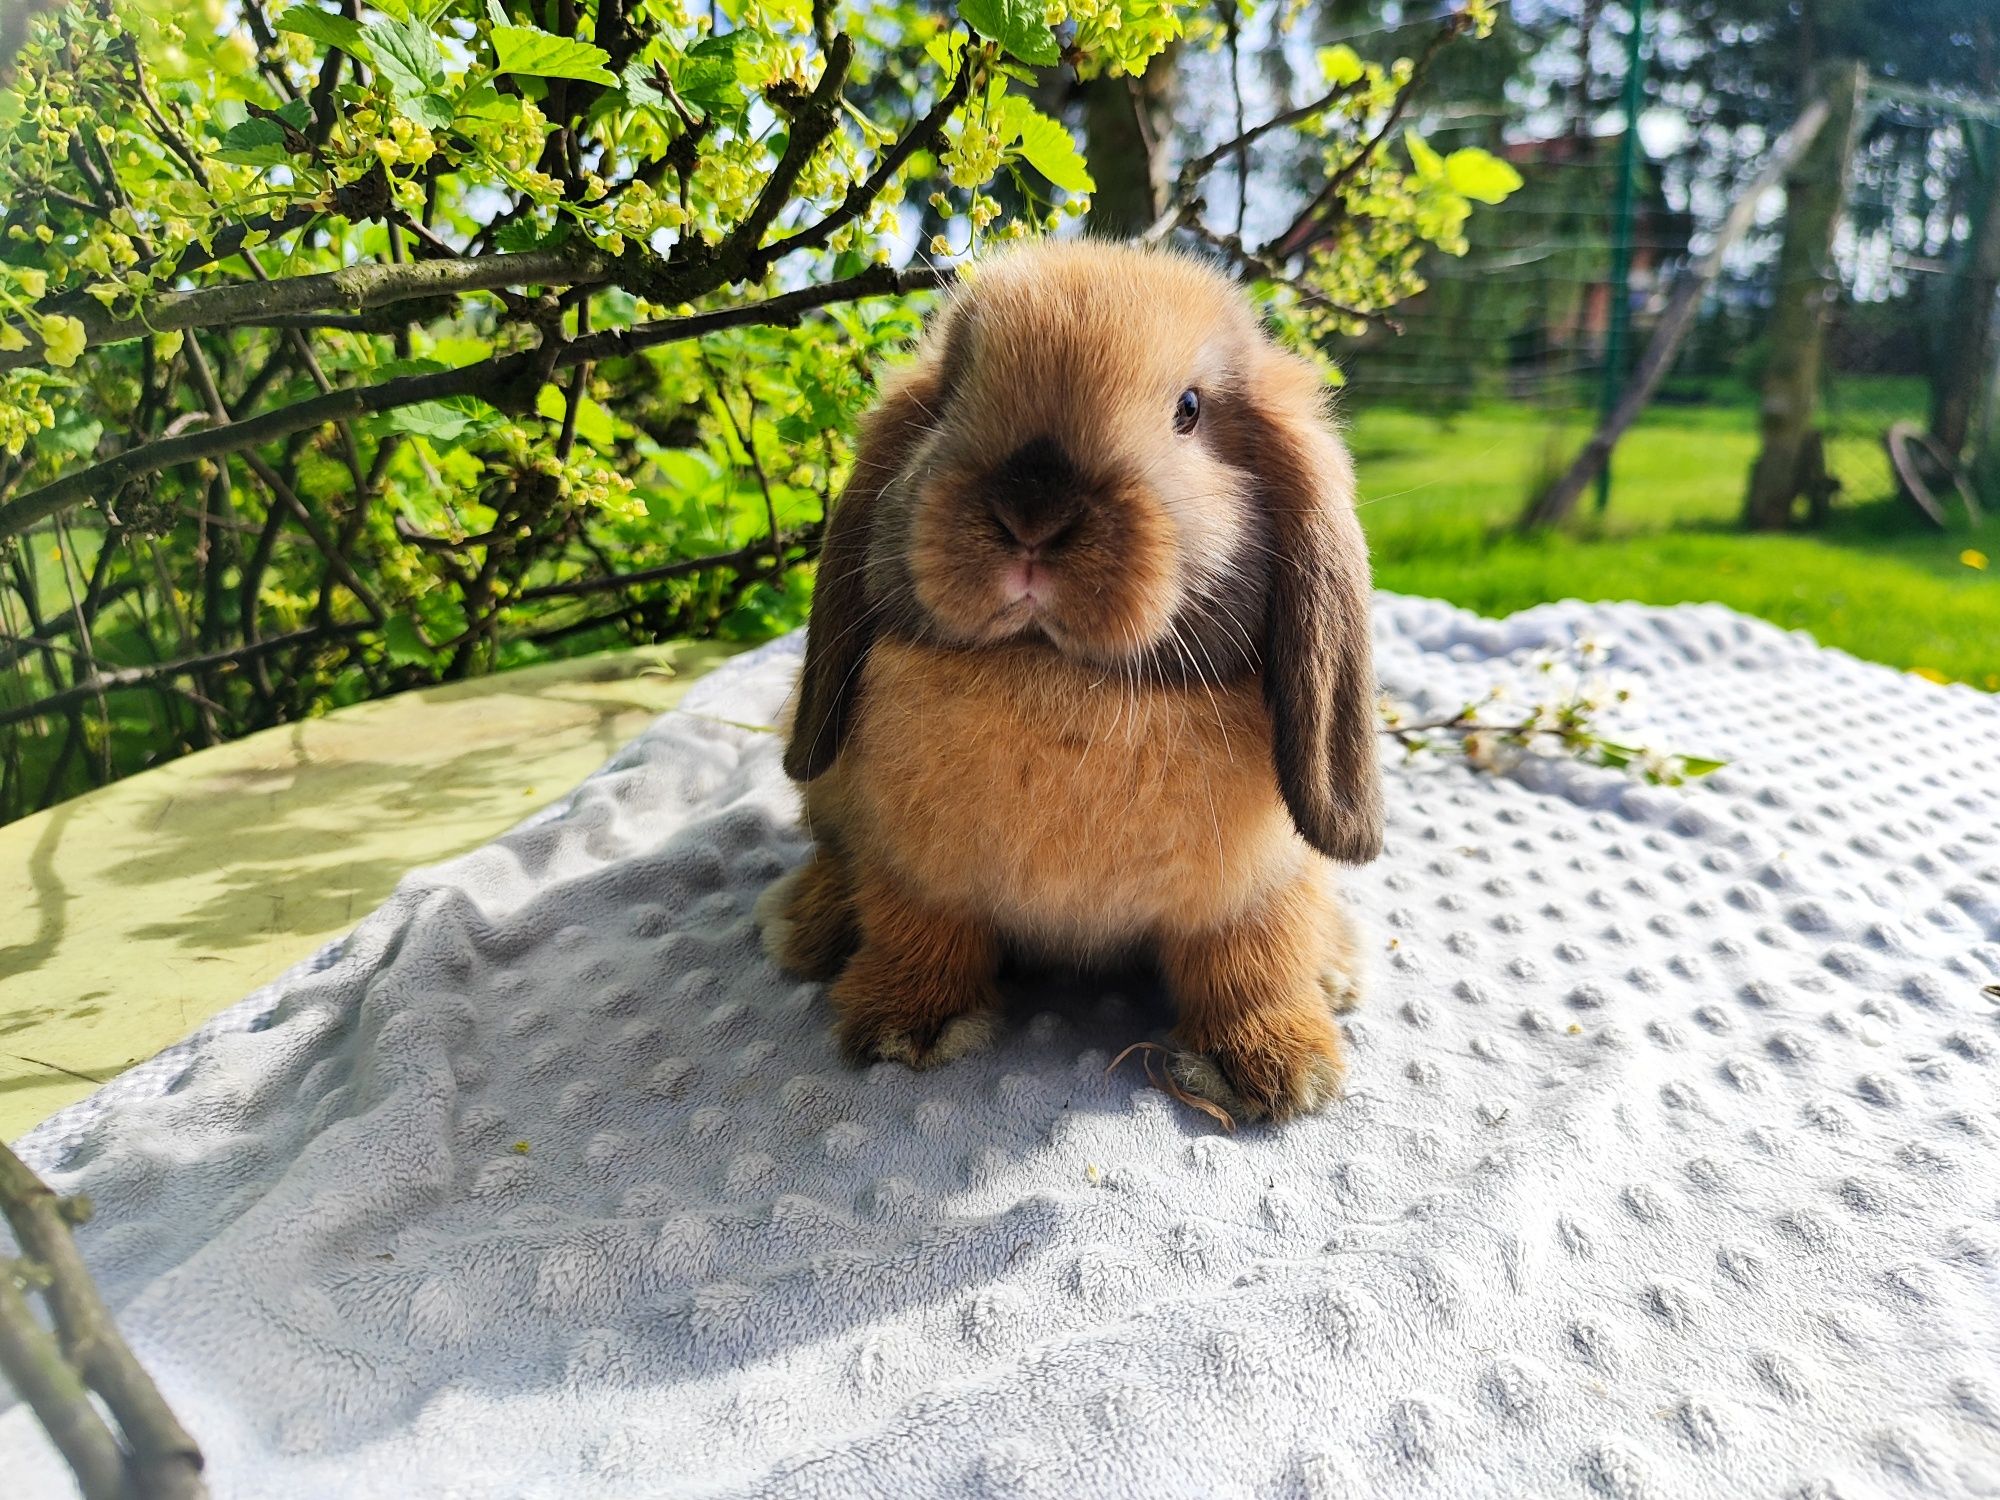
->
[1347,393,2000,689]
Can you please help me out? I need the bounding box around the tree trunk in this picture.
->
[1520,94,1835,530]
[1742,60,1863,531]
[1081,52,1180,238]
[1929,122,2000,460]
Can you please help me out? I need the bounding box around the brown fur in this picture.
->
[765,240,1384,1121]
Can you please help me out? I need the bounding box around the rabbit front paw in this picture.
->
[1166,1021,1345,1123]
[1319,962,1364,1015]
[835,1005,997,1070]
[821,879,1001,1071]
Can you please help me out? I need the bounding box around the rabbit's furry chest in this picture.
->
[812,637,1311,954]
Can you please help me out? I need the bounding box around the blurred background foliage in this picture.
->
[0,0,1997,829]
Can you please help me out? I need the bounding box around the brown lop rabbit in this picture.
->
[756,239,1383,1122]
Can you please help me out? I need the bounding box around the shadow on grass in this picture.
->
[76,674,682,958]
[0,801,73,980]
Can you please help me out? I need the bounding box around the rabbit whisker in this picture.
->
[1114,620,1144,752]
[1168,678,1227,874]
[1168,611,1234,767]
[1208,589,1262,665]
[795,562,890,676]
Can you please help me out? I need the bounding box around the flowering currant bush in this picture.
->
[0,0,1517,817]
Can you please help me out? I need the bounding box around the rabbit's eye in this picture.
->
[1173,387,1201,434]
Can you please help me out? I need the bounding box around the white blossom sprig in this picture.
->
[1378,634,1726,787]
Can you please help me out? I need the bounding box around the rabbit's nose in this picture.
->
[986,436,1084,551]
[990,501,1080,552]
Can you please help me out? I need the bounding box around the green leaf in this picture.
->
[1318,44,1363,86]
[672,32,753,116]
[1010,104,1093,193]
[1591,741,1637,770]
[429,335,495,366]
[573,397,616,448]
[383,614,437,666]
[275,98,314,130]
[399,92,457,130]
[642,449,721,518]
[41,417,101,457]
[620,59,667,110]
[1679,755,1729,778]
[372,20,446,99]
[1403,128,1445,181]
[380,398,477,441]
[535,384,615,448]
[492,24,616,85]
[414,394,502,445]
[1443,147,1524,204]
[923,30,961,76]
[275,4,368,58]
[456,81,513,119]
[494,215,570,253]
[776,366,856,441]
[212,119,293,167]
[416,592,469,642]
[687,32,750,61]
[959,0,1060,66]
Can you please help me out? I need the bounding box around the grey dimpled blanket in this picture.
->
[5,596,2000,1499]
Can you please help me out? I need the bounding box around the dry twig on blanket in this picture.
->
[0,1143,207,1500]
[1107,1042,1238,1133]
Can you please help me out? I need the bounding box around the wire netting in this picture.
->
[1335,79,1998,522]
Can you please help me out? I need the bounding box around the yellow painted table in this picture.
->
[0,641,743,1140]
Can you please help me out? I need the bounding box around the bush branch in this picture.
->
[2,530,830,727]
[732,34,855,256]
[0,249,611,373]
[2,265,949,542]
[765,47,972,261]
[512,523,823,602]
[1143,77,1364,243]
[1261,15,1470,262]
[0,623,372,728]
[0,1142,206,1499]
[0,1268,129,1500]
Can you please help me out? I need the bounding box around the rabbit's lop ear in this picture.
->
[1249,353,1385,864]
[784,351,947,782]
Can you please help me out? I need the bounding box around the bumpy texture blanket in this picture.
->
[5,596,2000,1500]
